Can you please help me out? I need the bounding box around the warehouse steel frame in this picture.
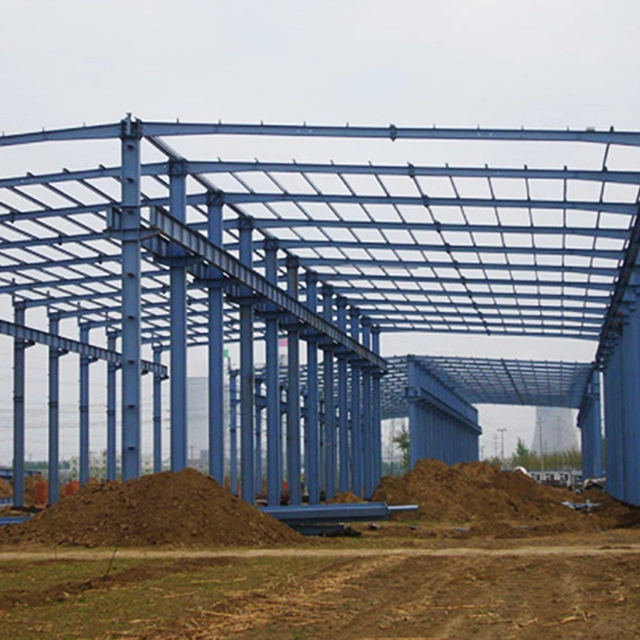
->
[0,117,638,506]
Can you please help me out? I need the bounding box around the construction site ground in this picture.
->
[2,463,640,639]
[2,527,640,639]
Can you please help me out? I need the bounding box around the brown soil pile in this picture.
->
[373,459,640,534]
[0,478,12,499]
[0,468,302,548]
[329,491,365,504]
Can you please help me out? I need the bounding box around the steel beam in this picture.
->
[153,345,163,473]
[239,218,255,503]
[229,368,239,495]
[120,117,143,480]
[148,207,385,370]
[207,197,225,484]
[305,271,320,504]
[48,314,62,504]
[78,323,91,485]
[322,284,336,500]
[106,332,118,480]
[264,239,281,506]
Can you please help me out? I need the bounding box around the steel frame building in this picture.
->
[0,117,638,505]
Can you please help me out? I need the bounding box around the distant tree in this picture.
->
[392,426,410,472]
[512,438,531,467]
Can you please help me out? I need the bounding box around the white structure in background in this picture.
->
[531,407,578,455]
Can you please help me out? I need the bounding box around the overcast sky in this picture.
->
[2,0,640,462]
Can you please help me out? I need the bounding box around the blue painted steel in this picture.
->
[361,317,373,499]
[336,297,349,493]
[260,502,418,525]
[264,239,281,506]
[79,323,91,485]
[229,368,239,495]
[349,307,363,496]
[578,370,603,479]
[120,118,142,480]
[106,332,118,481]
[239,218,255,503]
[169,160,188,472]
[305,271,320,504]
[13,303,26,508]
[371,325,383,491]
[207,197,225,484]
[322,284,336,500]
[153,345,163,474]
[48,314,61,504]
[255,378,264,496]
[287,256,302,506]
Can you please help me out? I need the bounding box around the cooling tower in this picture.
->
[531,407,578,455]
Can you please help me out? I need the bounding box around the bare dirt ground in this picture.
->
[2,529,640,639]
[2,464,640,639]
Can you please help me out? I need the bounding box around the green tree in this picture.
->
[512,438,531,467]
[392,426,410,472]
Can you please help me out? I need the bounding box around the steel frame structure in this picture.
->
[1,117,639,504]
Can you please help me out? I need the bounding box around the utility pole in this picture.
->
[498,428,506,460]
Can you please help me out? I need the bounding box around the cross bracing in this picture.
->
[2,116,640,505]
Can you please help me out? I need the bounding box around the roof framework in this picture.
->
[381,356,593,420]
[1,119,639,374]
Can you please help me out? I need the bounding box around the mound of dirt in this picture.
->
[329,491,365,504]
[0,468,302,548]
[373,459,640,534]
[0,478,12,499]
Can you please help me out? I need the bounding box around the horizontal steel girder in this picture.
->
[3,161,640,191]
[4,120,640,147]
[126,207,387,370]
[0,319,167,376]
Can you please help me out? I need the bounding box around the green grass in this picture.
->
[0,554,336,640]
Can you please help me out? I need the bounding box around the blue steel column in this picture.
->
[79,323,91,485]
[169,159,188,472]
[588,373,603,478]
[371,325,383,491]
[120,117,142,480]
[349,307,363,496]
[239,218,255,503]
[13,302,26,508]
[621,296,640,504]
[286,256,302,505]
[361,316,373,498]
[264,239,281,506]
[322,284,336,500]
[106,331,118,481]
[207,193,225,483]
[48,313,61,504]
[604,337,623,501]
[408,357,421,468]
[255,377,264,496]
[336,297,349,492]
[229,368,239,495]
[305,271,320,504]
[153,345,163,473]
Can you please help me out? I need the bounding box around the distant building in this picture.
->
[531,407,578,454]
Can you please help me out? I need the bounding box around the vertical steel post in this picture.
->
[239,217,255,503]
[255,377,264,496]
[48,313,61,504]
[13,302,26,508]
[360,316,373,498]
[322,284,336,500]
[120,116,142,480]
[153,345,163,473]
[589,373,603,478]
[106,331,118,481]
[305,271,320,504]
[264,239,281,506]
[169,159,188,472]
[408,357,420,469]
[336,296,349,493]
[207,193,225,483]
[349,307,363,496]
[371,325,383,492]
[79,323,90,485]
[286,256,302,505]
[229,368,239,495]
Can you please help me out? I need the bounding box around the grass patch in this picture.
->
[0,553,337,639]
